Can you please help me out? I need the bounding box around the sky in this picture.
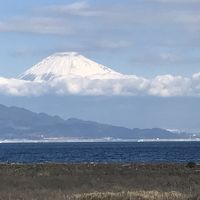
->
[0,0,200,78]
[0,0,200,129]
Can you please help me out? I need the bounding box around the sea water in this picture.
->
[0,142,199,164]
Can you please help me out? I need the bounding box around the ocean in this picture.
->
[0,142,199,164]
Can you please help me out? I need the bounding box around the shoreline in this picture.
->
[0,139,200,143]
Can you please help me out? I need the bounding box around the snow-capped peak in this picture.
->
[19,52,122,81]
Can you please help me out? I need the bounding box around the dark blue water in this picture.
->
[0,142,199,164]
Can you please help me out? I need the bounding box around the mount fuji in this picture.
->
[1,51,197,97]
[14,52,147,96]
[19,52,123,81]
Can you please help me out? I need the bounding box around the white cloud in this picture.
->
[147,0,200,3]
[0,73,200,97]
[94,41,132,50]
[42,1,99,17]
[0,78,48,96]
[191,73,200,95]
[0,17,73,35]
[1,0,200,41]
[148,75,191,97]
[159,53,179,63]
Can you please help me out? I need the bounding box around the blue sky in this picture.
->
[0,0,200,129]
[0,0,200,78]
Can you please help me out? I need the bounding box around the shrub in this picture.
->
[186,162,196,168]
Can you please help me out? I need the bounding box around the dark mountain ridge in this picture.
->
[0,104,188,140]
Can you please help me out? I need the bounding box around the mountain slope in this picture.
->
[19,52,122,81]
[0,104,188,140]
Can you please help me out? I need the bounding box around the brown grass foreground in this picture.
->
[0,163,199,200]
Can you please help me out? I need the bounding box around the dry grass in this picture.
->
[0,190,198,200]
[70,191,193,200]
[0,164,199,200]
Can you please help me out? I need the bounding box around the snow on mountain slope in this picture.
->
[19,52,122,81]
[1,51,194,97]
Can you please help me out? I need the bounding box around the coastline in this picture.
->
[0,138,200,143]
